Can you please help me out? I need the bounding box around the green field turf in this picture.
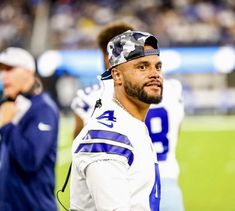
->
[56,115,235,211]
[55,115,73,210]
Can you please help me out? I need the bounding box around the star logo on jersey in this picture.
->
[96,110,116,128]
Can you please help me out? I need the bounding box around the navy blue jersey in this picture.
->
[0,93,59,211]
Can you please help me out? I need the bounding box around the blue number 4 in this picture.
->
[96,110,116,128]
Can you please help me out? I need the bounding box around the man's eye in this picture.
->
[138,65,146,70]
[156,64,162,71]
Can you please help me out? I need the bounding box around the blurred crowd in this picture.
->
[0,0,34,51]
[0,0,235,52]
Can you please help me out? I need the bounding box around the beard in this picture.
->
[124,79,163,104]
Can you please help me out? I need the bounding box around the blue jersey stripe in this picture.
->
[82,130,132,147]
[75,143,134,165]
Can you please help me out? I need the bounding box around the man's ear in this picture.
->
[112,68,122,84]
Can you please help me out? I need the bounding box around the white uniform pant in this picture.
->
[160,178,184,211]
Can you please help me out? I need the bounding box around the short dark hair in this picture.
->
[97,22,134,53]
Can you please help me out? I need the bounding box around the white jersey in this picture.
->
[70,99,160,211]
[145,79,184,179]
[71,79,184,179]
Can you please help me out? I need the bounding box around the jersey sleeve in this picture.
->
[172,79,185,121]
[73,128,134,176]
[163,79,185,121]
[85,159,131,211]
[164,79,183,102]
[71,84,101,123]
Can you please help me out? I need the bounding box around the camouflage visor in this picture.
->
[101,30,160,80]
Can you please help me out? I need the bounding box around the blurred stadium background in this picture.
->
[0,0,235,210]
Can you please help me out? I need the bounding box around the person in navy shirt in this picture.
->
[0,47,59,211]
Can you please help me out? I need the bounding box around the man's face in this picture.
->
[0,64,31,99]
[116,45,163,104]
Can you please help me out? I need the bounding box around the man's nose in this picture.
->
[149,66,161,78]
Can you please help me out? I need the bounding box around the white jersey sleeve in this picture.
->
[71,80,114,124]
[71,83,102,123]
[145,79,185,179]
[85,160,131,211]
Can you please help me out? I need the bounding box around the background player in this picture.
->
[71,22,134,138]
[146,78,185,211]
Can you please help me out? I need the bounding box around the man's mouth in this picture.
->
[145,81,162,89]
